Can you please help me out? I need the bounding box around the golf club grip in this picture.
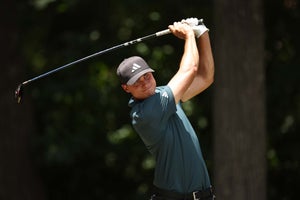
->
[156,19,203,37]
[156,29,171,37]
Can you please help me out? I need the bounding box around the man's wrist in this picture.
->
[194,25,209,38]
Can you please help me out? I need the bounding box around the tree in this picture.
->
[0,1,45,199]
[212,0,266,199]
[265,0,300,199]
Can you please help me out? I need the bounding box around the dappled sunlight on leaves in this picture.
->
[107,125,135,144]
[141,155,155,170]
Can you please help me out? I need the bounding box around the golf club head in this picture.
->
[15,84,23,104]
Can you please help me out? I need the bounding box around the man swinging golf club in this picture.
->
[117,18,215,200]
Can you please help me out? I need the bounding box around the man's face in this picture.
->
[122,72,156,100]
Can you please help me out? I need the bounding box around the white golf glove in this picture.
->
[182,17,209,38]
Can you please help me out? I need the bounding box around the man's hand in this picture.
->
[168,22,195,40]
[181,17,209,38]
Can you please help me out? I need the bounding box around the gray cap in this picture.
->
[117,56,154,85]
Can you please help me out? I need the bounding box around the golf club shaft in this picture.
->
[21,29,171,86]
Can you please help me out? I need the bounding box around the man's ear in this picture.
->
[121,84,130,93]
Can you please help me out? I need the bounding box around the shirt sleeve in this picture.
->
[130,86,176,148]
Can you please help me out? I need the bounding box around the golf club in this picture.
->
[15,19,203,103]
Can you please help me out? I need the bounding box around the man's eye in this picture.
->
[144,73,151,79]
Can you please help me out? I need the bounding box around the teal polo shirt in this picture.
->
[129,86,211,193]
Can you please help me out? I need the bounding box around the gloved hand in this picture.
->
[181,17,209,38]
[182,17,201,26]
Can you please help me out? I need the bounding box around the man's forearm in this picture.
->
[197,32,215,82]
[180,34,199,72]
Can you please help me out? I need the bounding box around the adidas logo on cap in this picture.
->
[131,63,141,73]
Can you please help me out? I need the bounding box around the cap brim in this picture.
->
[127,69,154,85]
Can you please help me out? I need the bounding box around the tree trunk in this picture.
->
[212,0,266,199]
[0,1,45,199]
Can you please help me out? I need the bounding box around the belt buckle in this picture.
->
[192,191,200,200]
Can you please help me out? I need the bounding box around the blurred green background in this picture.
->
[0,0,299,199]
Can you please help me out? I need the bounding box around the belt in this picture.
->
[152,185,215,200]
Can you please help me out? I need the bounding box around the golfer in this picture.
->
[117,18,215,200]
